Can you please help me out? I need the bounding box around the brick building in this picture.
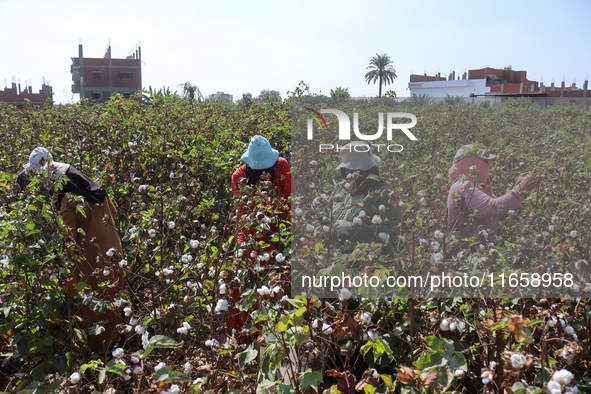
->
[71,43,141,102]
[209,91,233,101]
[409,67,590,108]
[0,78,53,107]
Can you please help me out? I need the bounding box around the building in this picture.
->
[71,42,142,102]
[0,77,53,107]
[409,67,590,108]
[209,91,233,101]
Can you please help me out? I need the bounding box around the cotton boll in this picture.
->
[184,362,194,372]
[112,348,124,359]
[215,299,229,312]
[154,362,166,372]
[367,330,378,341]
[339,288,353,301]
[449,321,457,331]
[360,312,371,324]
[440,319,450,331]
[322,323,333,335]
[70,372,82,384]
[565,325,575,335]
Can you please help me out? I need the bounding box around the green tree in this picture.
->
[330,86,350,99]
[237,92,253,109]
[178,81,203,102]
[410,93,433,107]
[257,89,282,103]
[364,53,397,97]
[444,94,465,105]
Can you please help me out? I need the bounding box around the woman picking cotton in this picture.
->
[447,144,537,245]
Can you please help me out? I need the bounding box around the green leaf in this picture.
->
[140,335,181,358]
[300,369,323,392]
[88,324,105,336]
[277,384,296,394]
[17,381,46,394]
[153,366,191,385]
[415,352,445,370]
[424,336,454,356]
[276,314,290,332]
[379,374,394,389]
[237,345,258,368]
[511,381,543,394]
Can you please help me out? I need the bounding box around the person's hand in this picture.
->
[513,171,538,193]
[333,220,352,235]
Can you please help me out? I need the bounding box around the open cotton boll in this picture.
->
[154,362,166,372]
[360,312,371,324]
[440,319,450,331]
[322,323,333,335]
[112,348,124,359]
[215,299,229,312]
[367,330,378,341]
[553,369,573,385]
[339,288,353,301]
[69,372,82,384]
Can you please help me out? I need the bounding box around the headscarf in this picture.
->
[448,156,494,197]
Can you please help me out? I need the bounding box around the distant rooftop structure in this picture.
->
[0,76,53,106]
[71,42,142,102]
[209,91,233,102]
[409,67,590,108]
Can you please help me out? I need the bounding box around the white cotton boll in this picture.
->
[103,269,111,276]
[306,224,315,232]
[133,366,142,374]
[197,263,204,269]
[554,369,574,385]
[449,321,457,331]
[154,362,166,372]
[190,239,200,249]
[167,221,175,230]
[118,259,128,268]
[432,252,444,263]
[177,327,188,335]
[104,389,116,394]
[378,232,390,243]
[124,306,133,316]
[360,312,371,324]
[142,332,150,349]
[371,215,382,225]
[131,356,139,364]
[379,204,386,213]
[134,325,146,335]
[571,230,578,238]
[547,381,561,391]
[130,317,139,326]
[565,325,575,335]
[262,253,270,262]
[431,241,440,252]
[148,229,156,237]
[479,230,488,239]
[510,354,526,368]
[434,230,444,240]
[358,211,367,219]
[169,385,180,394]
[139,185,147,192]
[567,386,579,393]
[312,319,319,329]
[322,323,333,335]
[215,299,229,312]
[295,208,303,216]
[162,268,173,276]
[560,319,566,327]
[219,283,227,295]
[353,217,363,226]
[550,390,561,394]
[367,330,378,341]
[276,253,285,262]
[339,288,353,301]
[420,197,428,206]
[440,319,450,331]
[181,254,193,264]
[205,338,220,348]
[322,225,330,233]
[184,362,194,372]
[257,286,270,296]
[106,248,116,257]
[112,348,124,359]
[182,322,191,330]
[272,285,282,295]
[70,372,81,384]
[454,369,465,378]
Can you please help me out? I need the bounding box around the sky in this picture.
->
[1,0,590,104]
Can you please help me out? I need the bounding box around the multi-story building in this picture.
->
[409,67,590,108]
[71,43,142,102]
[209,91,233,101]
[0,77,53,107]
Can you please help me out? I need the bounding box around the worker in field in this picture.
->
[447,144,538,243]
[17,147,124,354]
[230,135,294,333]
[314,140,401,252]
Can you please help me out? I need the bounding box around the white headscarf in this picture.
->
[24,147,52,171]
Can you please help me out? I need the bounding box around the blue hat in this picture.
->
[241,135,279,170]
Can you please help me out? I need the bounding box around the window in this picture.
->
[118,72,133,79]
[92,71,102,80]
[91,92,102,100]
[123,92,131,99]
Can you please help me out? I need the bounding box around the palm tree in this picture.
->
[365,53,397,97]
[178,82,203,102]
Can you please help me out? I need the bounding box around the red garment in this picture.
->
[448,157,493,197]
[229,157,294,334]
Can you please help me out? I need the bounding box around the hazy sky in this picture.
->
[1,0,590,104]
